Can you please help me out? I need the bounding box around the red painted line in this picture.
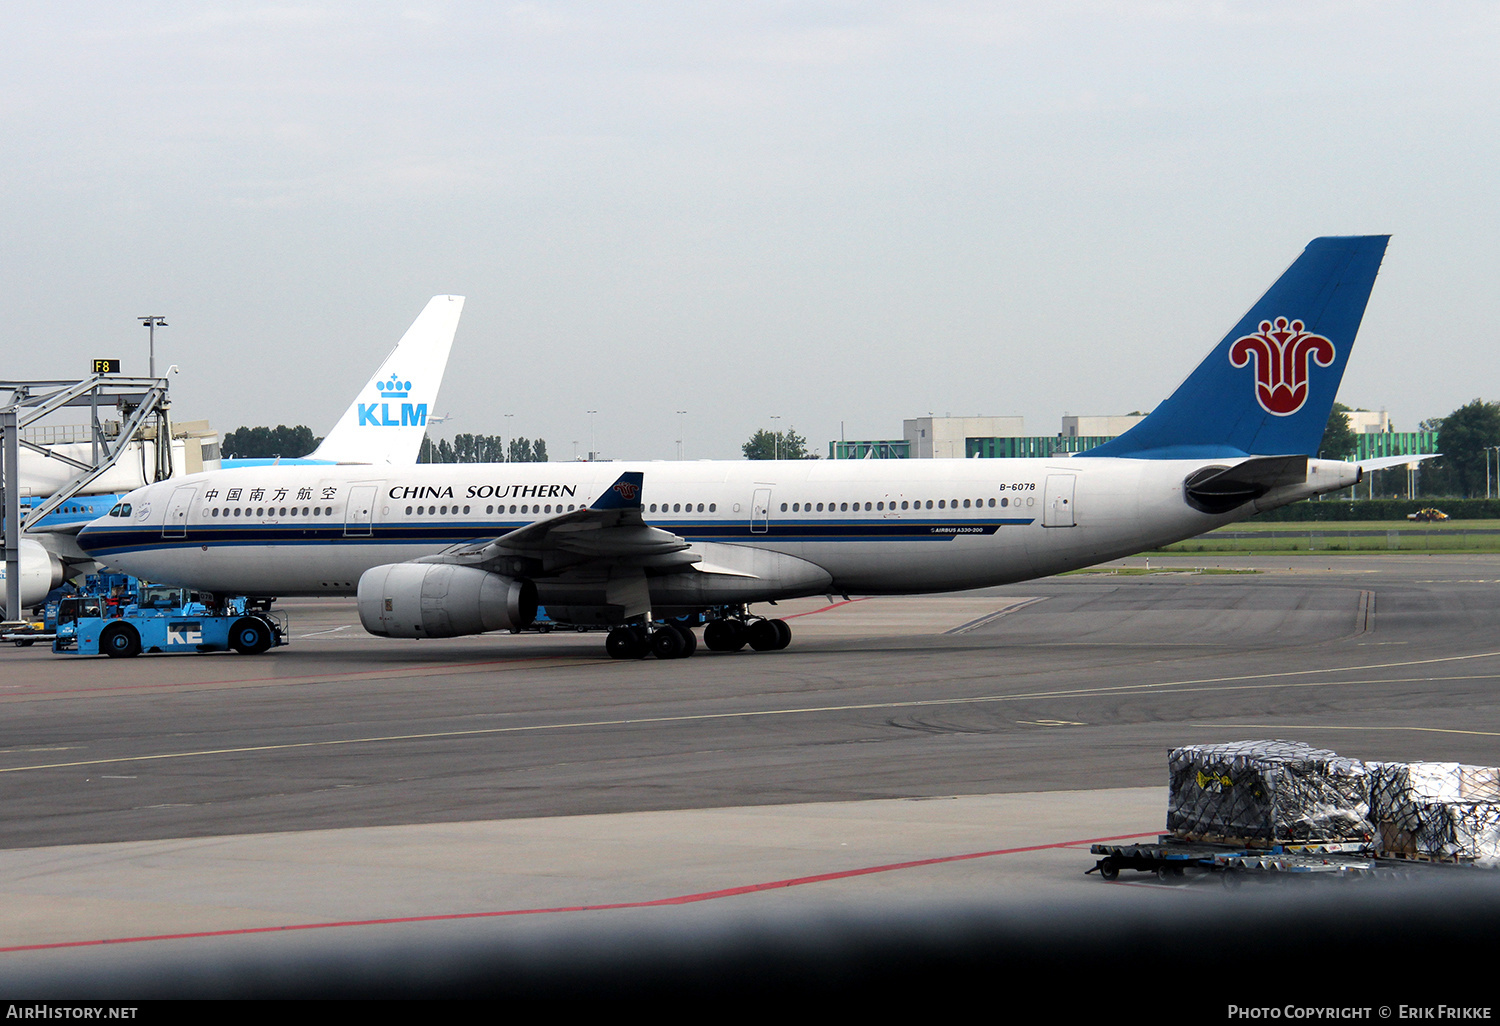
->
[780,597,872,620]
[0,830,1157,954]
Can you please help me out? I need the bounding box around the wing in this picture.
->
[419,471,699,578]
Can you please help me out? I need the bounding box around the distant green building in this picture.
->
[965,436,1115,459]
[831,428,1439,463]
[1351,431,1439,461]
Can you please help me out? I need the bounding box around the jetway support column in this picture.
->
[3,406,20,620]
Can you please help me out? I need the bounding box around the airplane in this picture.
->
[77,237,1397,659]
[2,295,464,616]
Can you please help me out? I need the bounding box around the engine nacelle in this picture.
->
[357,563,537,639]
[0,538,65,617]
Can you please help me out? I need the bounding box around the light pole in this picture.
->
[770,415,781,460]
[504,413,514,462]
[676,410,687,460]
[1486,446,1500,499]
[138,316,167,378]
[587,411,598,461]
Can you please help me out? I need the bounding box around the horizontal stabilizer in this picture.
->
[1184,455,1307,514]
[1355,453,1441,473]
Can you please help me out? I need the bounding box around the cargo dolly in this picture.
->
[1088,836,1383,884]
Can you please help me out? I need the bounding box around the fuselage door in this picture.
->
[751,488,772,534]
[162,486,197,539]
[344,484,379,537]
[1043,474,1076,528]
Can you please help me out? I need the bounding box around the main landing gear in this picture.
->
[604,615,791,660]
[703,616,790,652]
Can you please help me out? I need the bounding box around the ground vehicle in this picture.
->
[52,576,287,657]
[1407,507,1450,522]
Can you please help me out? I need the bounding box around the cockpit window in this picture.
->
[109,503,132,517]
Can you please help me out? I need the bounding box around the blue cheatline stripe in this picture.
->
[78,517,1039,557]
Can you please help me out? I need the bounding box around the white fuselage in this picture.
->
[79,456,1358,607]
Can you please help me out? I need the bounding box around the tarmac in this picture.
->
[2,553,1499,997]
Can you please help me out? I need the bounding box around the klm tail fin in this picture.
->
[309,295,464,464]
[1082,237,1388,460]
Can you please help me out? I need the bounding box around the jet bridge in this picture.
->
[2,374,172,619]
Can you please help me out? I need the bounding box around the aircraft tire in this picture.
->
[672,623,697,657]
[101,624,141,659]
[771,618,791,650]
[650,626,685,660]
[748,618,781,652]
[606,627,647,660]
[230,617,274,655]
[703,620,746,652]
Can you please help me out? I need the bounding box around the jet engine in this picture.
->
[0,538,65,617]
[357,563,538,639]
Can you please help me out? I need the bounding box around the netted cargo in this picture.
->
[1370,761,1500,860]
[1167,740,1372,843]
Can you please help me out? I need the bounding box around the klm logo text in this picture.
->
[358,403,428,427]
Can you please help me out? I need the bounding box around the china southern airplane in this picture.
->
[2,296,463,616]
[78,237,1397,659]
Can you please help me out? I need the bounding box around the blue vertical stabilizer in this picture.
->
[1082,236,1388,460]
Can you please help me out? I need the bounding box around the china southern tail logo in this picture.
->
[358,372,427,427]
[1228,317,1335,417]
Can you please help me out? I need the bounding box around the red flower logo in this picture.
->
[1229,317,1335,416]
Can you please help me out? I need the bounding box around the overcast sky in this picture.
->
[5,2,1496,460]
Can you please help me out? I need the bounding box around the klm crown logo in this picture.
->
[378,374,412,399]
[359,371,426,427]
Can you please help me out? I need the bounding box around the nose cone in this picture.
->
[77,488,152,559]
[75,514,111,557]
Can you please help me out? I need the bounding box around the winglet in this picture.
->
[591,472,644,510]
[309,295,464,465]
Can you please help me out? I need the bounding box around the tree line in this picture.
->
[742,426,811,460]
[221,425,321,459]
[419,433,549,464]
[220,426,549,463]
